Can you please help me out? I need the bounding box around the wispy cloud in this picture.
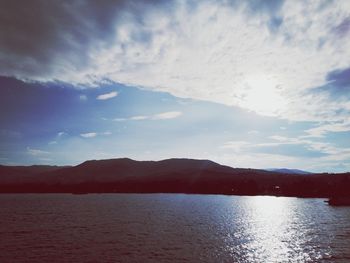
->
[151,111,182,120]
[80,132,97,138]
[113,118,127,122]
[96,91,118,100]
[221,135,350,157]
[114,111,182,122]
[304,121,350,138]
[263,136,338,155]
[217,135,350,172]
[57,131,66,137]
[27,147,50,156]
[80,131,112,138]
[130,115,149,121]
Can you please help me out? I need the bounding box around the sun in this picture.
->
[240,74,287,116]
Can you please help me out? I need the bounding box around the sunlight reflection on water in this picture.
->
[237,196,329,262]
[0,194,349,262]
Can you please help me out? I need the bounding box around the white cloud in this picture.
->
[114,111,182,121]
[130,115,149,121]
[224,152,300,170]
[304,120,350,138]
[266,135,350,156]
[27,147,50,156]
[3,1,350,125]
[151,111,182,120]
[268,135,290,142]
[218,136,350,172]
[70,0,349,124]
[222,135,350,157]
[80,131,112,138]
[113,118,127,122]
[80,132,97,138]
[57,131,66,137]
[96,91,118,100]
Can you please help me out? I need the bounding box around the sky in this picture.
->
[1,0,350,172]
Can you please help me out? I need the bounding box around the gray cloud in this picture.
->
[1,0,107,80]
[0,0,167,82]
[0,0,285,83]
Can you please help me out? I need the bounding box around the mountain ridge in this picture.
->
[0,158,349,197]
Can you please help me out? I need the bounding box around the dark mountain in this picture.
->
[266,168,312,175]
[0,165,66,183]
[0,158,349,198]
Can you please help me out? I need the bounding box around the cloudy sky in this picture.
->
[1,0,350,172]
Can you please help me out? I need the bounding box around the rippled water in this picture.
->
[1,194,350,262]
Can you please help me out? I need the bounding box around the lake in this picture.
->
[0,194,349,262]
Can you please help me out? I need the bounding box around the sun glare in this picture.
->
[240,74,287,116]
[242,196,300,262]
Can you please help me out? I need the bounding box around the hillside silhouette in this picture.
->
[0,158,349,198]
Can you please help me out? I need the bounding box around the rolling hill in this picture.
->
[0,158,349,197]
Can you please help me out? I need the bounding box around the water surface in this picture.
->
[1,194,350,262]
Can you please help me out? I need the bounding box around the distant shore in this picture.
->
[1,158,349,200]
